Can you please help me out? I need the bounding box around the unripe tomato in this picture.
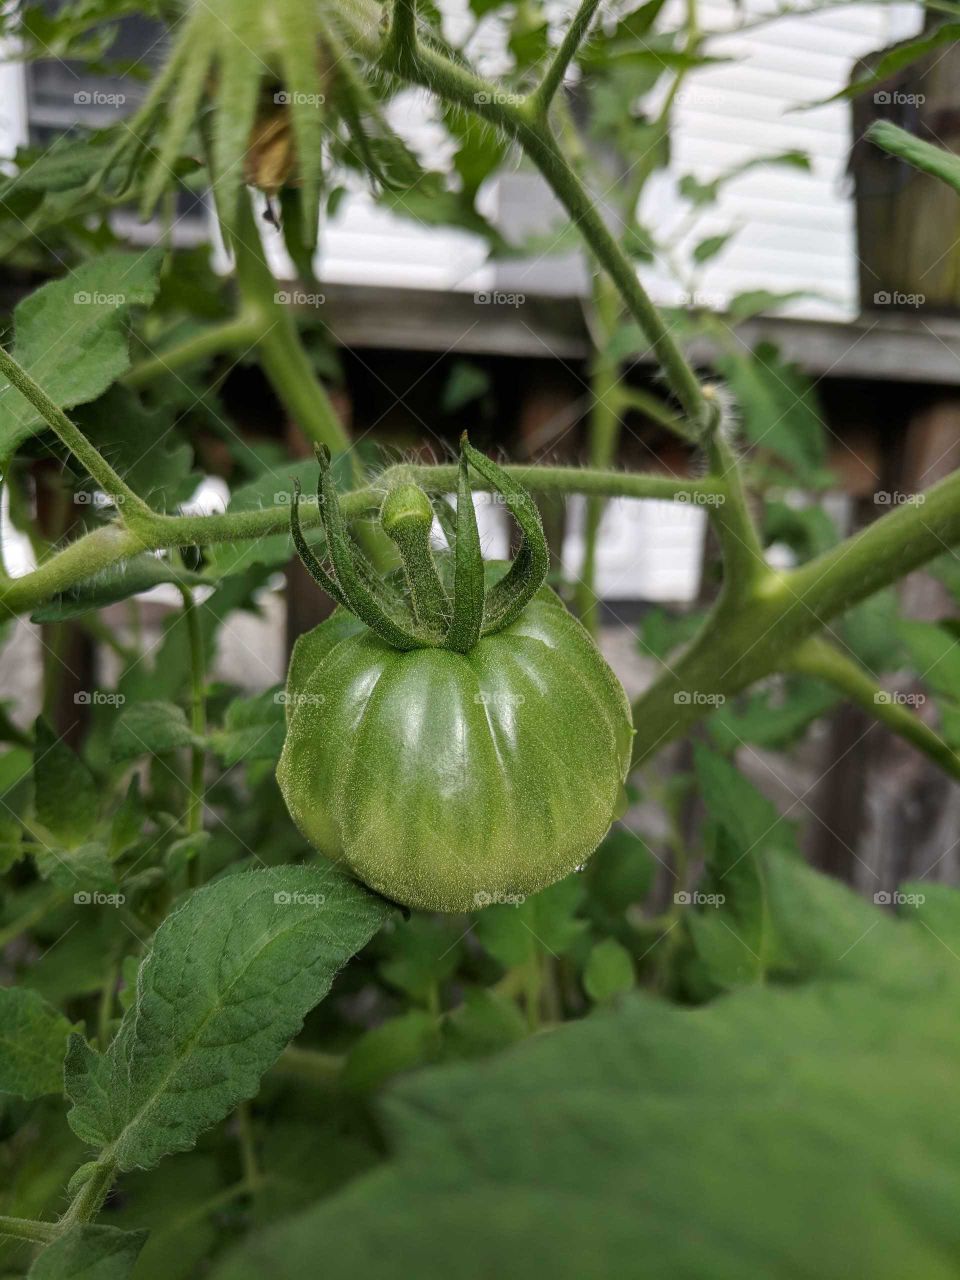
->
[277,583,633,912]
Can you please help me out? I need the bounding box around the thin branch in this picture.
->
[0,347,154,527]
[786,636,960,782]
[533,0,603,113]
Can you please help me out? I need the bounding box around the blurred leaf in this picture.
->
[342,1011,442,1092]
[716,341,825,482]
[209,689,285,768]
[111,701,197,763]
[442,989,527,1060]
[867,120,960,196]
[210,857,960,1280]
[694,743,796,857]
[0,987,76,1099]
[441,361,491,414]
[708,678,837,752]
[27,1224,147,1280]
[378,917,464,1005]
[33,718,98,848]
[824,24,960,104]
[637,607,705,661]
[474,876,587,968]
[583,938,634,1002]
[692,230,736,264]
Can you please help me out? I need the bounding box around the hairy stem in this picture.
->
[533,0,602,112]
[177,583,207,882]
[59,1158,117,1230]
[124,311,266,388]
[0,348,153,526]
[0,1214,58,1244]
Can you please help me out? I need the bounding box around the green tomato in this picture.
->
[277,585,633,913]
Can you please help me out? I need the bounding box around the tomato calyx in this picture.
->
[289,435,549,653]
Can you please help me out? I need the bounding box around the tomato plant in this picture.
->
[0,0,959,1276]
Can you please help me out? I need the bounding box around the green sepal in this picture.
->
[462,441,550,634]
[446,443,485,653]
[381,484,451,633]
[290,477,348,609]
[315,447,431,650]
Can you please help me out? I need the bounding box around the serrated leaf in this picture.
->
[27,1224,147,1280]
[65,865,388,1170]
[33,717,98,848]
[0,251,162,457]
[0,986,77,1098]
[210,857,960,1280]
[110,701,197,763]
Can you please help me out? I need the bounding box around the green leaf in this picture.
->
[110,701,198,763]
[692,229,736,264]
[867,121,960,196]
[715,341,825,482]
[0,251,162,457]
[27,1224,147,1280]
[0,986,77,1098]
[708,678,837,752]
[727,289,813,323]
[823,24,960,104]
[441,989,527,1060]
[440,361,491,414]
[582,938,634,1002]
[473,876,587,968]
[693,743,795,857]
[342,1011,442,1092]
[33,717,98,848]
[209,859,960,1280]
[378,916,464,1005]
[209,690,286,768]
[586,828,656,917]
[65,865,388,1170]
[637,606,704,661]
